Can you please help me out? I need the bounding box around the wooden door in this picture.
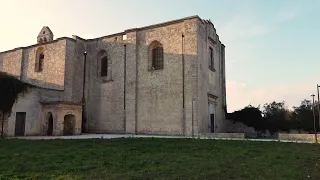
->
[47,115,53,136]
[15,112,26,136]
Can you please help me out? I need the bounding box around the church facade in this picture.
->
[0,15,227,136]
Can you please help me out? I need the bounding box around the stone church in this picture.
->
[0,15,227,136]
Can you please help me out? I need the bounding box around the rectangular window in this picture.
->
[209,47,214,70]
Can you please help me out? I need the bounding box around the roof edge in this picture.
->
[131,15,200,31]
[0,37,75,55]
[86,15,201,41]
[1,15,210,51]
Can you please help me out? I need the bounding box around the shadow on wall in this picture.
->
[2,27,224,135]
[0,69,64,92]
[24,78,64,91]
[83,30,215,135]
[0,70,66,103]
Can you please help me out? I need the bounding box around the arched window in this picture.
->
[35,47,45,72]
[43,37,47,42]
[149,41,164,70]
[38,53,44,71]
[101,56,108,77]
[97,49,111,80]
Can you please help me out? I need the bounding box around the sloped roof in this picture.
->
[37,26,53,37]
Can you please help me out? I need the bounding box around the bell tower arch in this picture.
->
[37,26,53,44]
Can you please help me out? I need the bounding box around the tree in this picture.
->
[0,72,32,137]
[262,101,291,135]
[227,105,267,133]
[292,99,319,133]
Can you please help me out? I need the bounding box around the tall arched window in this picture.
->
[149,41,164,70]
[39,53,44,71]
[97,49,112,81]
[101,56,108,77]
[35,47,45,72]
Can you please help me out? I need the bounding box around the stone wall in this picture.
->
[6,87,63,136]
[85,34,126,133]
[67,38,87,103]
[7,88,41,136]
[135,18,198,135]
[199,133,245,139]
[0,49,23,78]
[41,103,82,136]
[1,16,227,136]
[197,19,226,133]
[21,39,67,90]
[81,16,226,135]
[279,133,318,143]
[124,31,138,134]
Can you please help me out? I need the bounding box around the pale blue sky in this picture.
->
[1,0,320,111]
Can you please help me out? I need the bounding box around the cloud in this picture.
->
[218,13,271,43]
[219,9,302,112]
[217,13,270,64]
[218,7,299,43]
[276,8,299,23]
[249,25,270,37]
[226,79,318,112]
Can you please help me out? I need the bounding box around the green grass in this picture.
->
[0,138,319,180]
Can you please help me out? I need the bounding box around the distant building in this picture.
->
[0,15,227,136]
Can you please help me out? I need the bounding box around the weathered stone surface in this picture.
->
[41,103,82,136]
[0,49,23,78]
[21,39,67,90]
[0,15,227,136]
[279,133,318,142]
[198,133,245,139]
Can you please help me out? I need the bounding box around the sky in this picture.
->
[1,0,320,112]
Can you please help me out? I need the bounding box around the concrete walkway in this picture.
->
[8,134,315,144]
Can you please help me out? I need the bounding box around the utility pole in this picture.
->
[312,94,318,143]
[317,85,320,132]
[82,51,87,133]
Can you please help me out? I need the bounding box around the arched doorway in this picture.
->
[47,112,53,136]
[209,103,215,133]
[64,114,75,135]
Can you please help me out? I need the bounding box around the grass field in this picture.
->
[0,138,319,180]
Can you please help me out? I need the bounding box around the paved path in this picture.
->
[8,134,315,144]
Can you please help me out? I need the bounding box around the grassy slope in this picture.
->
[0,138,319,180]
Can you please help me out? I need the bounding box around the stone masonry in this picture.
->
[0,15,227,136]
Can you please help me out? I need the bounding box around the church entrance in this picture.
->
[15,112,26,136]
[63,114,75,135]
[209,103,215,133]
